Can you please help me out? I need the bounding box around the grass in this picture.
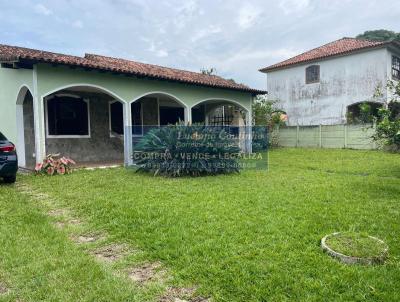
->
[1,148,400,301]
[325,232,388,258]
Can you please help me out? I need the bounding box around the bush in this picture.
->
[252,126,269,151]
[252,95,287,148]
[132,123,241,177]
[35,154,76,175]
[372,81,400,150]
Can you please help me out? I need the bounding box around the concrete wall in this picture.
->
[275,124,377,150]
[267,48,389,126]
[45,93,124,163]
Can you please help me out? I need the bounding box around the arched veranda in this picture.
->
[37,87,189,167]
[191,99,251,152]
[41,85,127,166]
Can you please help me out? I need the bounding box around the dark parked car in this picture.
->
[0,132,18,183]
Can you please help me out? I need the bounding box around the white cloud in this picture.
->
[237,4,262,30]
[148,41,168,58]
[212,48,300,72]
[173,0,198,30]
[156,49,168,58]
[279,0,310,15]
[191,25,222,42]
[34,4,52,16]
[72,20,83,28]
[3,0,400,90]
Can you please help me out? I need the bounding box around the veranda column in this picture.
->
[245,108,253,154]
[184,106,192,124]
[32,65,46,164]
[123,102,133,167]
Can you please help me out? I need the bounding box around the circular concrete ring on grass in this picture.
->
[321,232,388,265]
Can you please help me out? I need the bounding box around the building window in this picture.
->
[305,65,320,84]
[47,96,90,137]
[109,101,124,136]
[131,101,143,136]
[208,106,234,126]
[392,56,400,80]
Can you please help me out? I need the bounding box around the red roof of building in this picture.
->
[260,38,395,72]
[0,44,265,94]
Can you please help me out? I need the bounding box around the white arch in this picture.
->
[15,85,34,167]
[129,91,188,108]
[16,84,33,105]
[41,83,127,103]
[129,91,189,125]
[190,98,249,113]
[38,83,130,165]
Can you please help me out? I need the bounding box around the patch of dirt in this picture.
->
[159,287,211,302]
[159,287,196,302]
[16,184,50,199]
[190,297,211,302]
[54,221,66,229]
[67,218,82,225]
[72,233,105,244]
[0,282,9,295]
[48,209,66,217]
[92,244,129,262]
[127,262,165,285]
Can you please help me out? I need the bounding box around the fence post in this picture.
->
[319,124,322,148]
[372,121,377,149]
[344,124,348,149]
[296,124,299,148]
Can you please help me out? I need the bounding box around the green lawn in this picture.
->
[1,148,400,301]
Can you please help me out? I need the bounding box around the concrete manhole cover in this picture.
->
[321,232,388,265]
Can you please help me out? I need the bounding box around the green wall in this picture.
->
[36,64,252,109]
[0,63,253,144]
[0,66,33,141]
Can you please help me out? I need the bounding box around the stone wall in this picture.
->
[45,93,124,163]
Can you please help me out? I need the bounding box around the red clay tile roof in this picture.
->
[260,38,392,72]
[0,44,265,94]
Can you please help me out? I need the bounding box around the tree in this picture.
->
[372,81,400,151]
[252,95,286,127]
[356,29,400,42]
[200,67,217,75]
[252,95,287,149]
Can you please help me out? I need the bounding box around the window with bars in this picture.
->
[392,56,400,80]
[305,65,320,84]
[209,106,233,126]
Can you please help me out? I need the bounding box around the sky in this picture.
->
[0,0,399,90]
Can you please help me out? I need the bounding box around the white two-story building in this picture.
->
[260,38,400,126]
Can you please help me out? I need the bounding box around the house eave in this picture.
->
[9,58,266,95]
[259,42,394,73]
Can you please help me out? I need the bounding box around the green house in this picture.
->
[0,44,264,168]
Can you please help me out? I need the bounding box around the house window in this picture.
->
[131,101,143,136]
[209,106,234,126]
[109,101,124,136]
[306,65,320,84]
[392,56,400,80]
[47,96,90,137]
